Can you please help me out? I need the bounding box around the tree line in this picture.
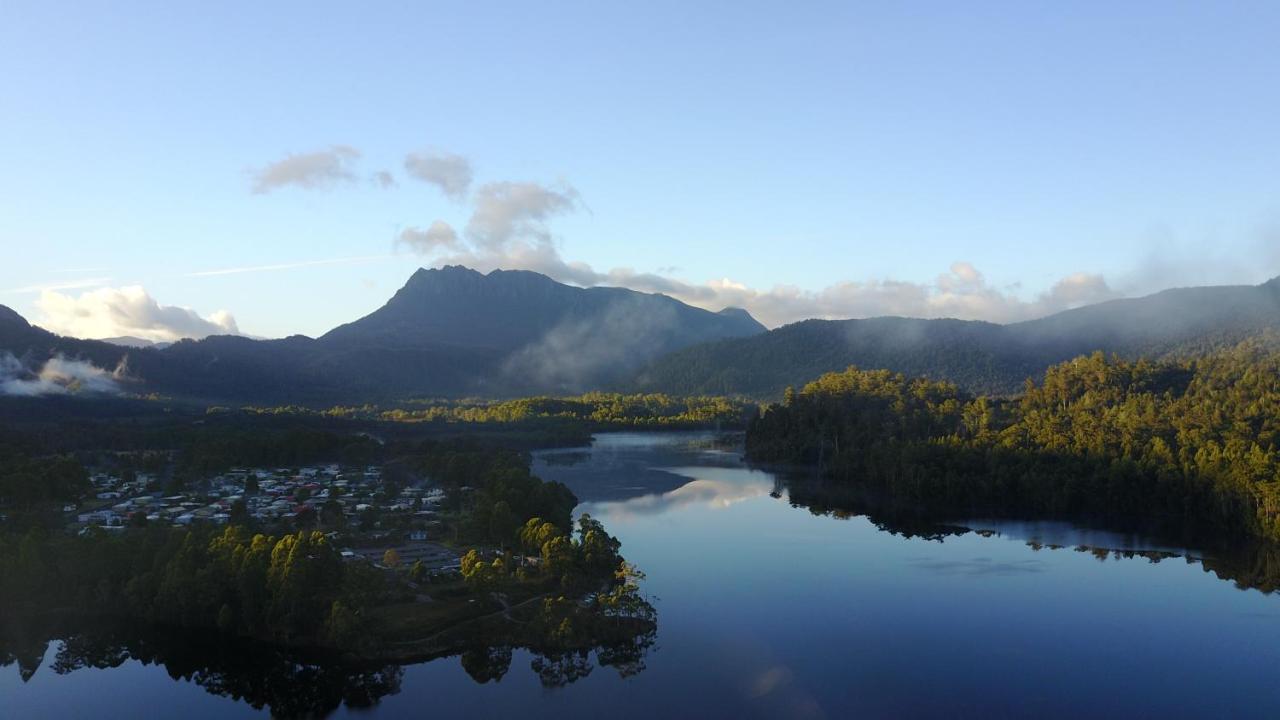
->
[238,392,755,429]
[0,523,386,649]
[747,340,1280,542]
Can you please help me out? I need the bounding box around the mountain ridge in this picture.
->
[630,277,1280,398]
[5,270,1278,402]
[0,266,766,401]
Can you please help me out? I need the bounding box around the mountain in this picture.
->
[325,266,763,350]
[0,266,766,402]
[9,269,1277,403]
[0,304,131,370]
[631,277,1280,398]
[100,336,172,349]
[319,266,765,394]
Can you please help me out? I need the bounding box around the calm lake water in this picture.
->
[5,431,1280,718]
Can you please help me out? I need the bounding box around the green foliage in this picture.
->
[0,525,376,648]
[0,453,88,512]
[461,513,625,594]
[747,341,1280,542]
[459,548,505,592]
[176,427,382,478]
[240,393,756,430]
[406,440,578,544]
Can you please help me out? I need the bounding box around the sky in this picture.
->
[1,1,1278,341]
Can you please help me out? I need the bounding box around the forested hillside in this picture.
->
[746,340,1280,542]
[635,277,1280,398]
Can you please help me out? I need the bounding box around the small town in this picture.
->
[70,463,462,575]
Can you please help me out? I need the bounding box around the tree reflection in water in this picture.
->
[783,474,1280,595]
[2,609,657,716]
[0,624,405,716]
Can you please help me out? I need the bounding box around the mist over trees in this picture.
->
[637,277,1280,398]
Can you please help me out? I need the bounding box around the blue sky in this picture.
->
[2,1,1278,339]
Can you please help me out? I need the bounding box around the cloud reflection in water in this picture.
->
[577,466,775,520]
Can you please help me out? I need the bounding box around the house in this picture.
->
[77,510,117,524]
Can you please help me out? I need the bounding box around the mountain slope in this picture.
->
[632,278,1280,398]
[317,266,765,394]
[0,266,766,402]
[323,266,764,350]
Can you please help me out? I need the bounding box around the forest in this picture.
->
[0,439,655,668]
[234,392,755,429]
[747,339,1280,542]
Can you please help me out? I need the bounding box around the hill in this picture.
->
[631,277,1280,398]
[0,266,765,402]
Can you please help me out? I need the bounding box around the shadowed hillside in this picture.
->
[632,277,1280,398]
[0,267,764,402]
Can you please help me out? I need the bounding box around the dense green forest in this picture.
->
[392,438,581,546]
[0,516,645,652]
[0,447,89,518]
[747,340,1280,542]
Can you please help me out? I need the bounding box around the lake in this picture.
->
[5,431,1280,718]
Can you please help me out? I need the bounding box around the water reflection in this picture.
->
[531,431,743,504]
[1,621,405,716]
[9,432,1280,718]
[1,611,658,717]
[906,557,1047,576]
[578,466,775,519]
[783,474,1280,595]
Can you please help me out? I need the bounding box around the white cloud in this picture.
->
[0,352,127,397]
[663,263,1120,328]
[35,286,240,342]
[392,154,1121,327]
[398,221,460,254]
[464,181,579,248]
[403,177,588,281]
[371,170,397,189]
[404,150,473,201]
[251,145,361,193]
[406,189,1115,326]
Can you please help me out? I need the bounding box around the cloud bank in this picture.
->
[36,286,240,343]
[672,264,1120,328]
[0,352,127,396]
[251,145,361,193]
[396,157,1118,327]
[239,142,1124,327]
